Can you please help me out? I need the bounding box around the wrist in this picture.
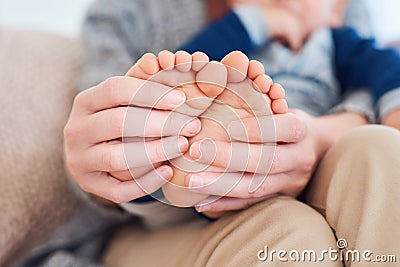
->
[381,109,400,130]
[315,111,368,156]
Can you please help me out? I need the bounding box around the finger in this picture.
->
[80,166,173,204]
[190,139,303,174]
[227,112,307,143]
[186,171,296,198]
[84,136,188,172]
[195,194,277,213]
[109,163,161,182]
[86,106,201,143]
[75,76,186,114]
[189,139,275,175]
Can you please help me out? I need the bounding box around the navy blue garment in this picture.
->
[182,11,255,61]
[181,11,400,103]
[332,27,400,102]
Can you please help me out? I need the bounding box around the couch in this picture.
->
[0,27,83,266]
[1,26,399,266]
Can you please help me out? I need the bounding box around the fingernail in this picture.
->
[167,90,186,107]
[228,121,247,139]
[182,119,201,136]
[195,205,203,212]
[195,204,210,212]
[188,174,204,189]
[189,141,202,159]
[178,137,189,153]
[159,166,173,180]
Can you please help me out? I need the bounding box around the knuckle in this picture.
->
[289,114,306,142]
[72,91,85,107]
[297,176,309,190]
[79,180,92,194]
[109,109,126,136]
[153,141,167,162]
[103,77,124,104]
[66,157,80,173]
[102,146,125,171]
[108,187,126,204]
[301,155,316,172]
[63,122,73,140]
[63,122,81,146]
[285,175,309,197]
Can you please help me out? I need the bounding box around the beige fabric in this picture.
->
[103,196,340,267]
[306,125,400,266]
[0,28,82,266]
[103,125,400,267]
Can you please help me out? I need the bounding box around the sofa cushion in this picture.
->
[0,27,82,265]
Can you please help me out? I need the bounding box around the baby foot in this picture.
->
[126,50,227,116]
[162,51,288,207]
[125,51,230,205]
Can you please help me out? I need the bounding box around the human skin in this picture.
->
[65,0,396,216]
[63,76,202,203]
[187,109,369,217]
[126,50,287,207]
[63,74,368,218]
[382,108,400,130]
[228,0,347,51]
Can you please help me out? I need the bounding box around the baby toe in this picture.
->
[272,99,289,114]
[221,50,249,83]
[269,83,286,99]
[253,74,273,94]
[196,61,227,99]
[248,60,265,80]
[175,50,192,72]
[158,50,176,71]
[192,51,209,72]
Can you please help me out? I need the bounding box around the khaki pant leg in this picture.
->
[306,125,400,266]
[103,196,341,267]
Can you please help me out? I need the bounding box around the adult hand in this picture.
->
[64,76,201,203]
[186,110,368,214]
[381,108,400,131]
